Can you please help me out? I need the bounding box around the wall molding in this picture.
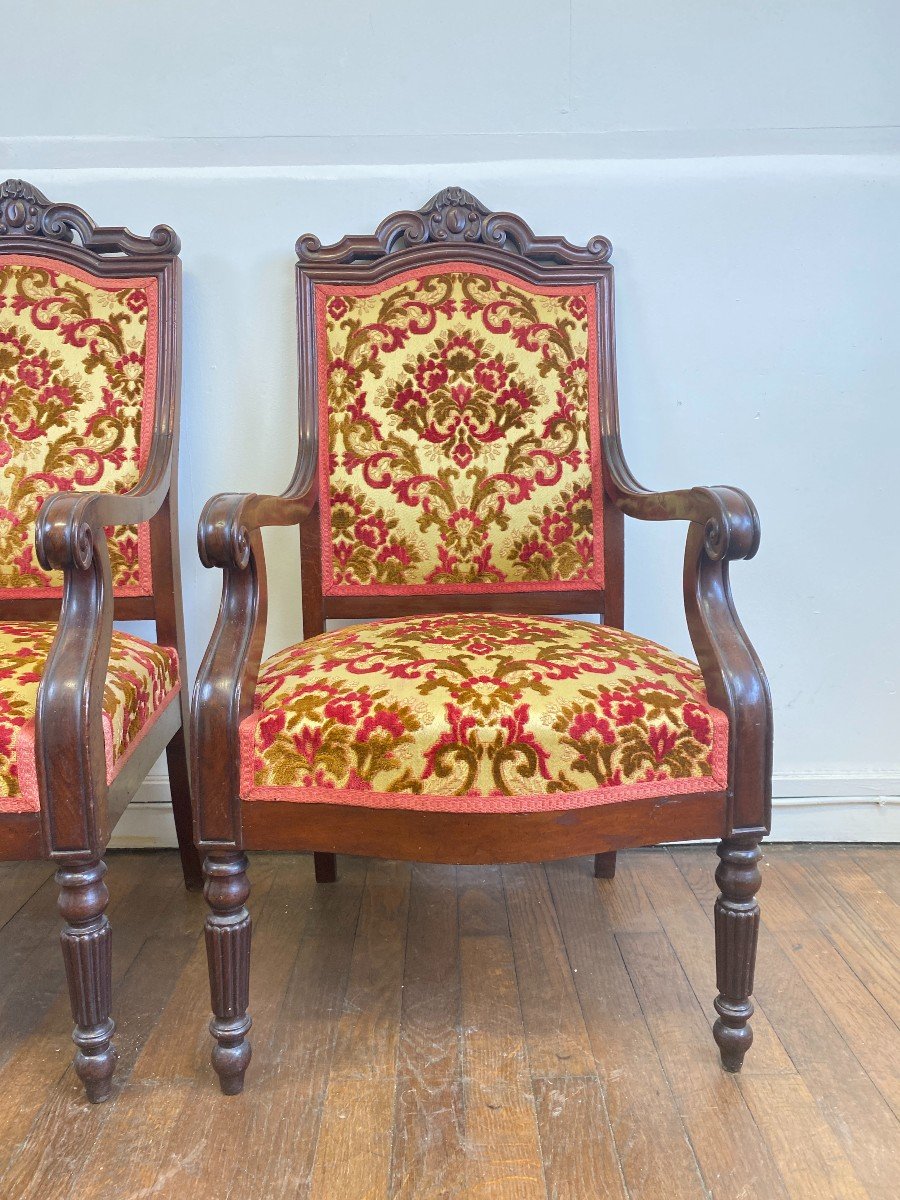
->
[108,773,900,849]
[4,128,899,171]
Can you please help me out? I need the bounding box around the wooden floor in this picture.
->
[0,847,897,1199]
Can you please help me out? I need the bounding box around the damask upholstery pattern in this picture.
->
[0,255,157,595]
[315,264,603,595]
[240,613,728,812]
[0,621,179,812]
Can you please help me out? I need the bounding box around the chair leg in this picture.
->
[57,859,117,1103]
[165,725,203,891]
[594,851,617,879]
[314,852,338,883]
[204,852,252,1094]
[713,836,762,1072]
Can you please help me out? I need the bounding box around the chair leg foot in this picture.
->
[204,853,252,1094]
[314,852,338,883]
[594,851,617,879]
[57,859,117,1103]
[713,836,761,1073]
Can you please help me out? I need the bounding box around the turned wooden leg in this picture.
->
[204,852,252,1094]
[594,851,617,879]
[713,836,762,1072]
[314,852,338,883]
[57,859,117,1103]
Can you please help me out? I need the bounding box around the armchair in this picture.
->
[192,187,772,1095]
[0,179,201,1101]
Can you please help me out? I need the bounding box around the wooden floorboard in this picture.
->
[0,845,896,1199]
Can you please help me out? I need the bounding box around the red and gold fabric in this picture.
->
[0,255,157,596]
[315,264,603,596]
[0,621,179,812]
[239,613,728,813]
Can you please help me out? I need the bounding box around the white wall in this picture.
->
[3,3,898,840]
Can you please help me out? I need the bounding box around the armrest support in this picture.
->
[603,437,772,835]
[192,487,316,850]
[31,471,172,860]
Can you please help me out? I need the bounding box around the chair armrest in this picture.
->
[604,438,760,562]
[197,491,315,569]
[192,487,316,850]
[30,473,172,860]
[603,436,772,836]
[35,474,171,576]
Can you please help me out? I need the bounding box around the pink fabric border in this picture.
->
[314,262,605,597]
[0,253,158,600]
[4,678,181,815]
[237,695,729,814]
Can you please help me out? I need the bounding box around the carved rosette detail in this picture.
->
[296,185,612,265]
[204,854,253,1094]
[56,860,117,1102]
[712,838,762,1071]
[1,177,180,256]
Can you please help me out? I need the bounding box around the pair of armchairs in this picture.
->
[0,179,771,1104]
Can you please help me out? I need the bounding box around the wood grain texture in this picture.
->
[389,864,467,1200]
[459,866,546,1199]
[677,846,900,1200]
[546,858,708,1200]
[307,860,411,1200]
[617,929,789,1199]
[0,846,897,1200]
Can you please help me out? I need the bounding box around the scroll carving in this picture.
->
[297,185,612,266]
[1,178,180,256]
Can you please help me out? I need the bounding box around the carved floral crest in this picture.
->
[0,178,179,256]
[297,186,612,266]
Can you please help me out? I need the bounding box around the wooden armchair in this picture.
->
[0,180,201,1102]
[192,187,772,1095]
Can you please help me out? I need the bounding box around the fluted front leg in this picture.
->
[713,837,762,1071]
[57,859,116,1103]
[204,853,252,1094]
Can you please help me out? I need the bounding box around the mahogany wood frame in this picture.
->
[192,187,773,1094]
[0,179,202,1101]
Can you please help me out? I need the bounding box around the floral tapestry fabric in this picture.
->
[0,255,157,595]
[240,613,728,813]
[316,264,603,595]
[0,621,179,812]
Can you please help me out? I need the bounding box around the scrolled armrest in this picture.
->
[604,434,759,562]
[604,438,770,832]
[35,478,169,574]
[613,483,760,563]
[198,491,315,571]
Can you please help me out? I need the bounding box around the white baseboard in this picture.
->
[108,773,900,849]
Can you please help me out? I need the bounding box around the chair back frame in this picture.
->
[0,179,194,867]
[294,187,624,637]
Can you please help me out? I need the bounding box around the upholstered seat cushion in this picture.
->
[240,613,728,813]
[0,622,179,812]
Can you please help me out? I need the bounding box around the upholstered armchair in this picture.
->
[0,180,201,1101]
[192,188,772,1095]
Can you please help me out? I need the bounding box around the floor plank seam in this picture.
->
[612,925,718,1200]
[538,861,631,1200]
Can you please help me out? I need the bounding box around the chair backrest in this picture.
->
[0,179,182,622]
[295,188,623,634]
